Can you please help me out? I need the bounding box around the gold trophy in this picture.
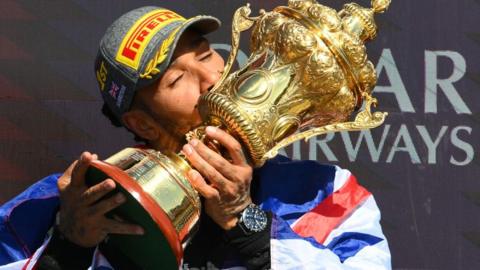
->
[86,0,391,269]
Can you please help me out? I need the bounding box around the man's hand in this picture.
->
[183,126,253,230]
[57,152,144,247]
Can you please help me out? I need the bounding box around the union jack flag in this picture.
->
[108,82,120,100]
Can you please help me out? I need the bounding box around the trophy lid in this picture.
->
[273,0,391,108]
[342,0,391,41]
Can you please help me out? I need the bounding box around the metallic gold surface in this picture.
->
[105,148,200,243]
[195,0,390,166]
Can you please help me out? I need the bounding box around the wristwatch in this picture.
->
[237,203,268,234]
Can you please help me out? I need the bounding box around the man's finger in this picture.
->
[71,152,95,187]
[205,126,247,165]
[183,144,230,190]
[89,192,126,215]
[189,139,238,180]
[82,179,116,205]
[103,219,144,235]
[186,169,220,200]
[57,160,78,191]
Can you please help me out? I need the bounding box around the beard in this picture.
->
[148,107,203,145]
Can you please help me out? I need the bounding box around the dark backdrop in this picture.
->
[0,0,479,269]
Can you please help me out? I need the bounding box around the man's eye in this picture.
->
[169,74,183,87]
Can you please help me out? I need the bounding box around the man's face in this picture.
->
[134,29,225,138]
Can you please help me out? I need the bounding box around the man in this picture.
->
[0,5,391,270]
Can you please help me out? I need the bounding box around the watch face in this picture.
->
[242,205,268,232]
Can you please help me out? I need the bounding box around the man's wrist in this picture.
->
[38,225,95,270]
[223,216,239,230]
[215,200,252,230]
[48,225,95,255]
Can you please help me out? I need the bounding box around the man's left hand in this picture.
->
[183,126,253,230]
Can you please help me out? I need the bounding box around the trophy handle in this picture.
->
[211,4,259,92]
[263,93,388,160]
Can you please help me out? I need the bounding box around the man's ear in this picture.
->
[122,110,159,141]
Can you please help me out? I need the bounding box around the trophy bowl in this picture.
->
[86,148,198,269]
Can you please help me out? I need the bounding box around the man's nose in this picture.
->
[198,66,221,94]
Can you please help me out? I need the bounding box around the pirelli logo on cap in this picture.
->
[116,9,185,70]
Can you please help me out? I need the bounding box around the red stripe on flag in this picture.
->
[21,256,32,270]
[292,175,371,244]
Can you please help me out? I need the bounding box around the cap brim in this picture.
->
[137,15,221,89]
[164,15,221,65]
[185,15,221,36]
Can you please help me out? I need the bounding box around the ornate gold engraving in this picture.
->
[195,0,391,166]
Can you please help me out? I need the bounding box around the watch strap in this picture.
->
[223,211,272,264]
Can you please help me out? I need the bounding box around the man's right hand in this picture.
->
[56,152,144,247]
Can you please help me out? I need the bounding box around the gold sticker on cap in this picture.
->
[116,9,185,70]
[96,60,108,91]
